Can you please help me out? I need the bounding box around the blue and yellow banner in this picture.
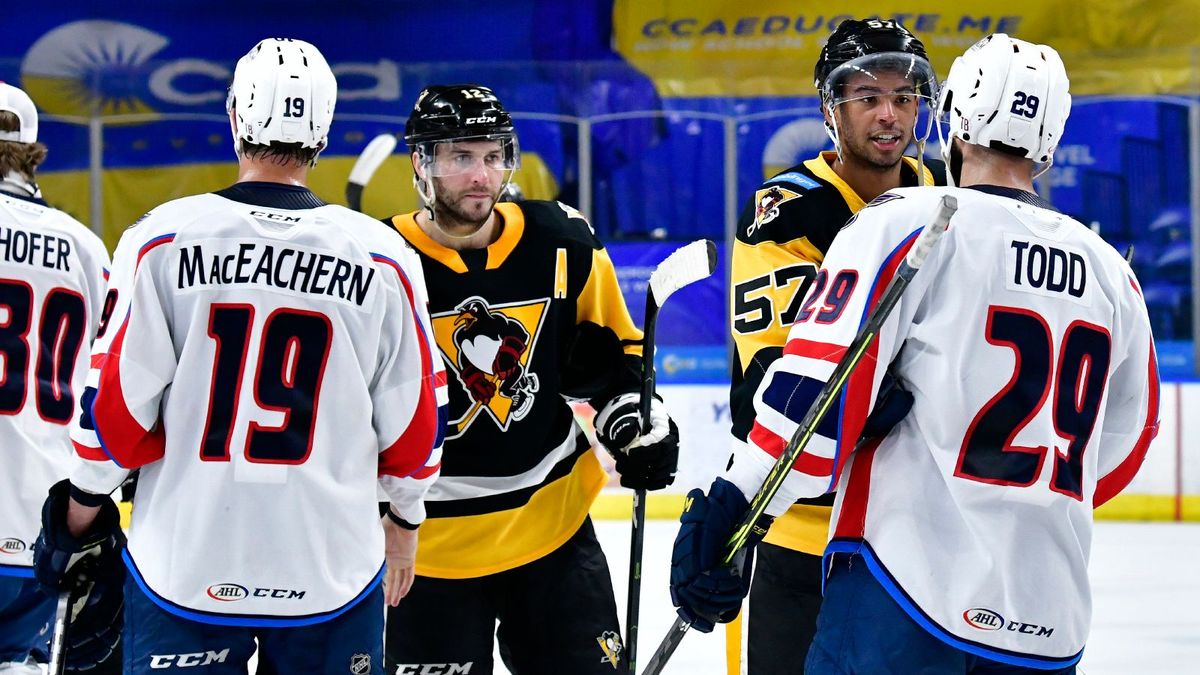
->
[613,0,1200,96]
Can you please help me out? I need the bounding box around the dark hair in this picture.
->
[239,140,322,167]
[0,111,47,180]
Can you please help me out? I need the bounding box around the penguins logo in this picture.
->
[596,630,623,669]
[431,296,548,438]
[749,184,801,235]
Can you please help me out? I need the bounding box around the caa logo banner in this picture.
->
[19,20,400,117]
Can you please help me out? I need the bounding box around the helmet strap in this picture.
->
[824,100,844,164]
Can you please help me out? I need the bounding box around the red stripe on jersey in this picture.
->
[136,234,176,268]
[73,439,109,462]
[748,422,834,477]
[1093,338,1160,507]
[408,461,441,481]
[832,436,883,538]
[783,338,847,363]
[832,235,916,482]
[90,353,107,369]
[434,370,448,388]
[91,318,166,468]
[372,254,444,478]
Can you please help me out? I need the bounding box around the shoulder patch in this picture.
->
[750,185,803,236]
[767,171,822,191]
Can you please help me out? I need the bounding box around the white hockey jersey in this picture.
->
[69,183,447,625]
[0,191,109,574]
[726,185,1159,667]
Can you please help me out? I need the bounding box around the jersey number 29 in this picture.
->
[201,304,333,464]
[956,306,1111,501]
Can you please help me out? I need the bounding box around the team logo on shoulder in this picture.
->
[432,296,549,438]
[750,185,802,235]
[596,630,624,669]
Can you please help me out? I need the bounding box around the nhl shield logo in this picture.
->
[349,653,370,674]
[431,295,549,439]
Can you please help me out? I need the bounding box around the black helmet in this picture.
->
[404,84,514,145]
[814,19,932,99]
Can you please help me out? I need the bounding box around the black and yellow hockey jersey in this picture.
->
[386,200,642,579]
[731,151,945,554]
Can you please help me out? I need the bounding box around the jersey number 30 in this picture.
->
[201,304,333,464]
[0,280,87,423]
[957,306,1111,501]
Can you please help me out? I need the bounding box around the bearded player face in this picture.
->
[428,140,508,226]
[828,70,920,171]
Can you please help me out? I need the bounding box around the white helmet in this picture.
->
[226,38,336,151]
[937,34,1070,177]
[0,82,38,144]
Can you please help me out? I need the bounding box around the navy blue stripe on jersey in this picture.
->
[425,431,591,518]
[822,539,1084,669]
[214,182,326,210]
[0,190,48,206]
[967,185,1059,213]
[122,550,384,628]
[761,371,841,441]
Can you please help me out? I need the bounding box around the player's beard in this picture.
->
[838,117,913,172]
[431,178,501,231]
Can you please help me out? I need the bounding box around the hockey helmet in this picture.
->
[0,82,38,144]
[226,38,337,151]
[405,84,520,178]
[815,19,936,108]
[937,34,1071,177]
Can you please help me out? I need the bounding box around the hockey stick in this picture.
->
[47,557,95,675]
[623,239,717,674]
[641,194,958,675]
[346,133,398,212]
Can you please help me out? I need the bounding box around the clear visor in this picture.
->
[417,135,520,178]
[824,52,938,107]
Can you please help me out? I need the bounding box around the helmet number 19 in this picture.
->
[283,97,306,118]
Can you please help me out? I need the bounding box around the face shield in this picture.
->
[821,52,939,178]
[412,133,521,218]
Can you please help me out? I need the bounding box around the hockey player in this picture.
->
[32,39,445,674]
[0,83,115,674]
[673,34,1158,673]
[383,84,679,674]
[728,18,943,672]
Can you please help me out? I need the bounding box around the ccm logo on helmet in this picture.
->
[465,116,497,124]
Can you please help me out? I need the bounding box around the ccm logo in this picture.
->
[963,608,1004,631]
[206,583,306,601]
[464,116,495,124]
[396,664,474,674]
[150,649,229,668]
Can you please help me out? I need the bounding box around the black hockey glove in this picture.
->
[33,480,126,671]
[594,393,679,491]
[669,478,772,632]
[859,373,914,440]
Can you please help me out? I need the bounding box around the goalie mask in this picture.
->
[815,19,937,172]
[936,34,1071,184]
[405,84,519,218]
[226,38,337,157]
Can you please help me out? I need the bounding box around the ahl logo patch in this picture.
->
[749,185,802,235]
[0,538,27,554]
[963,607,1005,631]
[431,296,549,439]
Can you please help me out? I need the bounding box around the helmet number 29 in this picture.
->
[1010,91,1040,119]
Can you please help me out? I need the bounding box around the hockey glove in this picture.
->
[859,373,914,440]
[460,365,496,405]
[595,393,679,491]
[493,335,526,380]
[33,480,126,670]
[669,478,770,632]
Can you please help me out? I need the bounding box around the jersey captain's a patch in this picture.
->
[750,185,802,235]
[432,296,549,438]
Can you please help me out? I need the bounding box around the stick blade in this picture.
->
[348,133,398,187]
[649,239,718,306]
